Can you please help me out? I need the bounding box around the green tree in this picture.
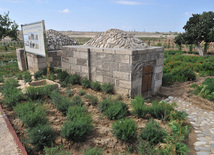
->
[174,11,214,56]
[0,12,19,41]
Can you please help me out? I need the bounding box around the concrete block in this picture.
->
[115,54,130,63]
[73,51,81,58]
[96,70,113,77]
[80,52,88,59]
[154,72,163,81]
[114,86,129,95]
[62,57,69,63]
[77,59,87,66]
[81,66,89,74]
[62,62,70,70]
[154,79,162,88]
[95,75,103,83]
[119,80,131,89]
[71,65,81,72]
[113,71,131,81]
[115,49,132,55]
[119,63,132,73]
[156,59,164,66]
[102,48,115,54]
[103,76,114,83]
[69,57,77,64]
[154,66,163,73]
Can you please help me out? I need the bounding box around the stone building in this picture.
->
[17,29,164,97]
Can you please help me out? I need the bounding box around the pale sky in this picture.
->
[0,0,213,32]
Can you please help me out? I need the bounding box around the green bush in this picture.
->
[98,99,112,112]
[3,87,23,107]
[60,81,67,87]
[90,81,101,91]
[23,71,32,83]
[34,70,44,80]
[44,145,71,155]
[81,78,91,89]
[0,75,4,83]
[71,95,83,106]
[169,111,188,122]
[112,119,137,142]
[138,141,157,155]
[162,73,174,86]
[82,147,103,155]
[28,124,55,149]
[84,95,98,105]
[57,70,69,81]
[14,102,47,128]
[61,119,93,142]
[15,72,23,80]
[3,78,19,88]
[78,89,86,96]
[67,106,90,122]
[101,83,114,94]
[104,101,129,120]
[65,74,81,85]
[51,90,72,114]
[131,95,148,118]
[65,89,74,97]
[140,119,167,144]
[26,85,54,100]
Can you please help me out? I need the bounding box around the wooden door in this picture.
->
[142,65,153,94]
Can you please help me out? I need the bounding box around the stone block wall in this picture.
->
[131,47,164,97]
[17,50,62,73]
[16,48,27,71]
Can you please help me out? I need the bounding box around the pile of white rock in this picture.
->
[46,29,78,51]
[84,29,149,49]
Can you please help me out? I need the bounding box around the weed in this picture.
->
[23,71,32,83]
[131,95,148,118]
[82,147,104,155]
[90,81,101,91]
[44,145,71,155]
[84,95,98,105]
[65,74,81,85]
[101,83,114,94]
[112,119,137,142]
[81,78,91,89]
[78,89,86,96]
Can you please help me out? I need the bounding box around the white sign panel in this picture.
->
[22,21,46,57]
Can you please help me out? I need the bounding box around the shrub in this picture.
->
[23,71,32,83]
[61,119,93,142]
[28,124,55,149]
[0,75,4,83]
[71,95,83,106]
[57,70,69,81]
[78,89,86,96]
[104,101,129,120]
[138,141,157,155]
[90,81,101,91]
[65,89,74,97]
[101,83,114,94]
[148,101,174,120]
[84,95,98,105]
[131,95,148,118]
[26,85,54,100]
[65,74,81,85]
[162,73,174,86]
[82,147,103,155]
[60,81,67,87]
[14,102,47,128]
[140,119,167,144]
[98,99,112,112]
[44,145,71,155]
[51,90,72,114]
[81,78,91,89]
[15,72,23,80]
[3,87,23,107]
[34,70,44,80]
[67,106,90,122]
[3,78,18,88]
[112,119,137,142]
[169,111,188,122]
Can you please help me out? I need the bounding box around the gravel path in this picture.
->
[0,113,21,155]
[164,96,214,155]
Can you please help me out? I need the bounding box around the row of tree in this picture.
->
[0,11,214,56]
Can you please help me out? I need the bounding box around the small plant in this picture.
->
[26,85,54,100]
[81,78,91,89]
[78,89,86,96]
[131,95,148,118]
[101,83,114,94]
[112,119,137,142]
[61,119,93,142]
[51,90,72,114]
[34,70,44,80]
[65,89,74,97]
[71,95,83,106]
[57,70,69,81]
[60,81,67,87]
[3,87,23,107]
[90,81,101,91]
[162,73,174,86]
[98,99,112,112]
[138,141,157,155]
[67,106,90,122]
[84,95,98,105]
[23,71,32,83]
[65,74,81,85]
[27,124,55,149]
[14,102,47,128]
[104,101,129,120]
[140,119,168,144]
[82,147,104,155]
[44,145,71,155]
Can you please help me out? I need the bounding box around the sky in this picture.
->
[0,0,213,32]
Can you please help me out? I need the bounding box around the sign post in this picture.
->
[21,20,50,79]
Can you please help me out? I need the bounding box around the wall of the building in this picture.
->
[131,47,164,97]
